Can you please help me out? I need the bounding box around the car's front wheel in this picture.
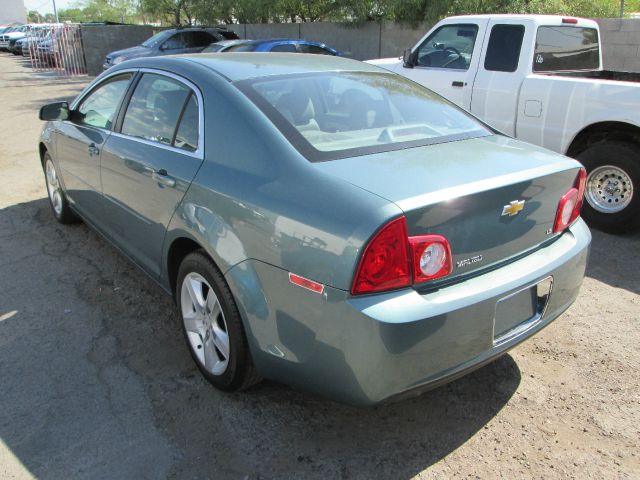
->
[176,251,260,391]
[43,152,78,224]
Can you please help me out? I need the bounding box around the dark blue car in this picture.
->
[202,38,341,56]
[103,26,239,70]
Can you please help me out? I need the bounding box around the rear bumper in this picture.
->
[226,219,591,406]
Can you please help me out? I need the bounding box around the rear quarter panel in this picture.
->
[161,61,401,292]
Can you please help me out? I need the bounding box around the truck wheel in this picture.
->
[577,141,639,234]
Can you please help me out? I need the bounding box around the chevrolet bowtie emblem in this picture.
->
[501,200,525,217]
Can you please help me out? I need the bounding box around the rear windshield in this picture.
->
[237,72,491,161]
[533,26,599,72]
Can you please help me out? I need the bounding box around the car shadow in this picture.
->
[586,228,640,295]
[1,197,520,479]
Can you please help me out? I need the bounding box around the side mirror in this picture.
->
[403,48,415,68]
[39,101,70,121]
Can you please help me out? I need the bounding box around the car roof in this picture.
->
[175,52,379,81]
[214,39,332,48]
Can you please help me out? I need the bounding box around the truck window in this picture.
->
[415,24,478,71]
[484,24,525,72]
[533,26,599,72]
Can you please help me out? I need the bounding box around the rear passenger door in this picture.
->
[100,71,203,277]
[470,20,532,135]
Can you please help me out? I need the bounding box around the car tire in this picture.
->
[42,151,79,224]
[577,141,640,234]
[177,251,261,392]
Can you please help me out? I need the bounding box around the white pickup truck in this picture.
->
[369,14,640,233]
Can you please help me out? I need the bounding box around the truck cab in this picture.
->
[369,15,640,233]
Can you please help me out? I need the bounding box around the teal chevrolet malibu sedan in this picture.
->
[38,53,591,406]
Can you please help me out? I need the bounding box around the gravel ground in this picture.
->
[0,55,638,480]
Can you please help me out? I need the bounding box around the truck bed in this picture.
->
[543,70,640,83]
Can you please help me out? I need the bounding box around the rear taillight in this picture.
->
[351,217,452,295]
[553,167,587,233]
[409,235,452,283]
[351,217,411,295]
[562,18,579,24]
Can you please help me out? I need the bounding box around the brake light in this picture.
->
[351,217,453,295]
[409,235,452,283]
[351,217,411,294]
[562,18,578,24]
[553,168,587,233]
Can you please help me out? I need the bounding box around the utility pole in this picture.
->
[620,0,625,18]
[52,0,59,23]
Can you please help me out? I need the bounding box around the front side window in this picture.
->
[121,73,192,146]
[415,24,478,70]
[484,24,525,72]
[533,26,599,72]
[142,30,171,48]
[76,74,132,129]
[239,72,490,161]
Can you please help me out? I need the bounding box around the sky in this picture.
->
[23,0,77,15]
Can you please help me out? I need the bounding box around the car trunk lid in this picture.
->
[314,135,583,282]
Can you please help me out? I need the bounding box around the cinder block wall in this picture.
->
[80,25,160,76]
[228,21,428,60]
[80,19,640,77]
[596,18,640,72]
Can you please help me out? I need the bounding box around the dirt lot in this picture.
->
[0,55,638,480]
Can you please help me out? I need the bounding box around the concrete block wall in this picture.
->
[80,25,159,76]
[77,19,640,77]
[379,22,430,59]
[226,21,426,60]
[596,19,640,72]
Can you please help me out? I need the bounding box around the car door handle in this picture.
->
[152,168,176,188]
[452,81,465,88]
[88,143,100,156]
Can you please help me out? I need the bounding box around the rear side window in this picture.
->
[121,73,192,146]
[534,26,599,72]
[299,44,335,56]
[271,43,298,53]
[190,31,216,47]
[225,43,257,52]
[484,24,525,72]
[174,94,199,152]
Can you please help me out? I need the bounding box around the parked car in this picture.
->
[202,38,340,56]
[0,25,26,51]
[369,15,640,233]
[102,26,239,70]
[38,53,590,406]
[12,34,41,56]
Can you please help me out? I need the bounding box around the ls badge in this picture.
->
[501,200,525,217]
